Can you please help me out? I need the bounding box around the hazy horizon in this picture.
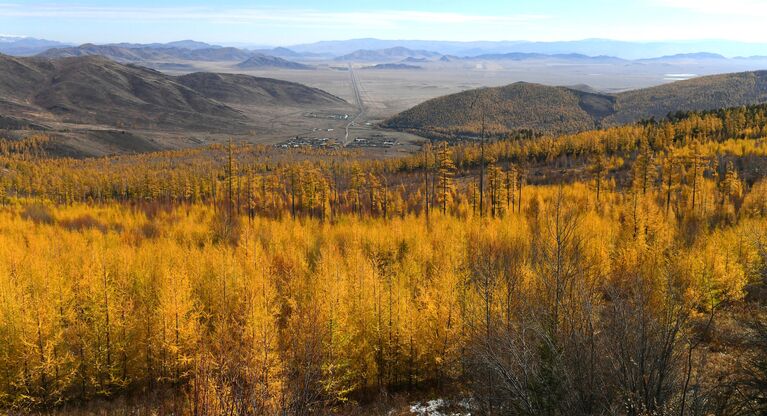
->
[4,36,767,61]
[4,0,767,47]
[5,35,767,47]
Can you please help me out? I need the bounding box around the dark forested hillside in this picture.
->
[608,70,767,124]
[384,70,767,137]
[384,82,615,136]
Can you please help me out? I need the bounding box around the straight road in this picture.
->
[345,64,365,144]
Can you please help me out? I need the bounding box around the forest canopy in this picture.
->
[0,104,766,415]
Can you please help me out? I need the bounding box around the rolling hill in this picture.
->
[383,70,767,136]
[0,54,348,155]
[383,83,615,135]
[6,55,247,131]
[607,71,767,124]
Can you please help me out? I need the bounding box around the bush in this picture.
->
[59,214,107,233]
[21,203,54,225]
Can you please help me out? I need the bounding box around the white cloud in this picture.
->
[653,0,767,16]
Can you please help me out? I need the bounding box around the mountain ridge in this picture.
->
[0,36,72,56]
[289,38,767,60]
[37,43,311,69]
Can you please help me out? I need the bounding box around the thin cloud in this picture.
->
[0,4,550,28]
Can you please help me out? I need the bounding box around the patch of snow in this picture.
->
[409,398,473,416]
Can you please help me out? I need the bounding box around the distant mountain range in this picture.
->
[333,48,767,67]
[335,47,441,62]
[289,38,767,60]
[37,43,313,70]
[638,52,728,62]
[109,40,219,50]
[37,44,251,62]
[0,36,72,56]
[254,47,331,60]
[464,52,626,63]
[330,48,767,65]
[384,71,767,136]
[4,36,767,63]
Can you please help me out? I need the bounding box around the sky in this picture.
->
[2,0,767,46]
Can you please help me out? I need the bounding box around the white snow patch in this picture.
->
[409,398,473,416]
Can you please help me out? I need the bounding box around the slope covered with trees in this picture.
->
[384,82,614,136]
[0,104,766,415]
[384,70,767,137]
[609,70,767,124]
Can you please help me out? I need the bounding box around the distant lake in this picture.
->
[664,73,697,81]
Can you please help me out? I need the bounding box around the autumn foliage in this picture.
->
[0,106,766,415]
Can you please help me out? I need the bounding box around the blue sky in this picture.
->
[2,0,766,46]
